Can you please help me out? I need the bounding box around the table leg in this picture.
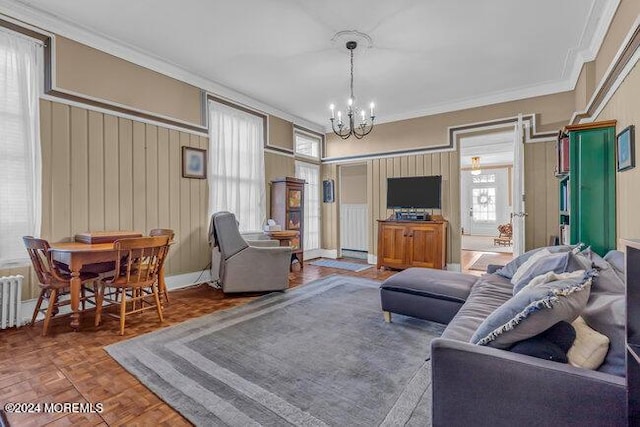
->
[69,258,82,331]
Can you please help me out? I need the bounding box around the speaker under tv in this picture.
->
[386,175,442,212]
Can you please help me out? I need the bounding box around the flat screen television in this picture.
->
[386,175,442,209]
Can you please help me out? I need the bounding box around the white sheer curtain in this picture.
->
[295,161,320,252]
[208,101,265,233]
[0,29,42,266]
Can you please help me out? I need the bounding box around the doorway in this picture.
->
[338,163,368,260]
[460,131,515,273]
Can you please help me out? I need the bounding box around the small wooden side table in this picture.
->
[266,230,303,270]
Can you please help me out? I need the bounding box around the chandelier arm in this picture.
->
[331,118,352,139]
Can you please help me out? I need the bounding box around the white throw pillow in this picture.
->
[510,248,551,286]
[520,270,585,292]
[567,316,610,370]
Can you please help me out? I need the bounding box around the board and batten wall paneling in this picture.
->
[0,99,210,301]
[524,141,559,251]
[595,61,640,245]
[322,143,556,265]
[323,151,460,264]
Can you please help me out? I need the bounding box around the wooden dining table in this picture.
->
[49,232,169,331]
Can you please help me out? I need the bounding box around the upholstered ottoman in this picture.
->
[380,268,478,324]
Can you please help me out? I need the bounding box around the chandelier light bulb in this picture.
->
[329,104,335,119]
[361,110,366,123]
[370,102,375,116]
[337,110,342,125]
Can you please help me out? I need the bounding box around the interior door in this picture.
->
[465,171,508,236]
[511,115,527,256]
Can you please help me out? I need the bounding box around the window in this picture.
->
[295,161,320,253]
[471,187,497,222]
[294,129,321,159]
[208,100,265,232]
[0,29,42,266]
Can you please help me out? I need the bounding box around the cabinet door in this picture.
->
[570,127,616,255]
[407,224,441,268]
[379,224,407,267]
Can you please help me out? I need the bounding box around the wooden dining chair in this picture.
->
[149,228,174,304]
[23,236,99,336]
[95,236,170,335]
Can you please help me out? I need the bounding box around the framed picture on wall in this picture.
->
[617,125,635,172]
[182,146,207,179]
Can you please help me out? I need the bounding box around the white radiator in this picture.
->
[340,204,368,251]
[0,275,23,329]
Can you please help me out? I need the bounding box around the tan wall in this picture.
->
[524,141,559,250]
[0,100,210,300]
[340,164,367,204]
[322,142,556,264]
[55,36,203,125]
[268,116,294,151]
[595,61,640,244]
[322,152,460,263]
[594,0,640,90]
[325,91,575,159]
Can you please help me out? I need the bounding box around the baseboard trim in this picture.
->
[318,249,338,259]
[19,269,212,326]
[447,263,462,272]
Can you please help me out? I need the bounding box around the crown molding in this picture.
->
[0,0,325,134]
[353,79,571,131]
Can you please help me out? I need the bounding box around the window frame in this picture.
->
[293,126,323,161]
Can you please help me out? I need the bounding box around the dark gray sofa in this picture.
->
[431,271,626,427]
[381,248,627,426]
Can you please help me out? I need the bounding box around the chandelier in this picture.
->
[329,41,375,140]
[471,156,482,175]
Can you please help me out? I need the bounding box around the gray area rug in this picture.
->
[468,253,506,271]
[106,275,445,426]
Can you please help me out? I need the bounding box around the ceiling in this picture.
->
[9,0,618,129]
[460,131,514,167]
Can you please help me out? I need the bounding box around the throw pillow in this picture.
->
[471,270,594,349]
[511,252,571,295]
[519,270,585,293]
[567,316,610,370]
[496,245,573,279]
[510,249,551,286]
[509,321,576,363]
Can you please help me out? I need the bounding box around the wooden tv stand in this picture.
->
[376,219,447,270]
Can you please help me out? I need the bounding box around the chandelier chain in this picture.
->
[350,48,354,102]
[328,39,376,140]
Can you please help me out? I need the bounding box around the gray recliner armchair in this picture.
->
[209,211,291,293]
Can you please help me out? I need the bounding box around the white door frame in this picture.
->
[511,114,527,256]
[458,122,526,254]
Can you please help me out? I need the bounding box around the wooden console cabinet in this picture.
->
[376,219,447,270]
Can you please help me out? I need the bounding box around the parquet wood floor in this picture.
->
[0,260,395,426]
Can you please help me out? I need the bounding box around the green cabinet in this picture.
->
[556,121,616,255]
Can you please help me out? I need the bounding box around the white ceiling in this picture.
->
[460,131,514,167]
[7,0,618,129]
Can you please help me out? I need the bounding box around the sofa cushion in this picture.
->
[581,255,626,377]
[567,316,610,370]
[380,268,477,303]
[441,273,513,342]
[604,250,625,282]
[471,271,594,349]
[511,252,571,294]
[496,245,573,280]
